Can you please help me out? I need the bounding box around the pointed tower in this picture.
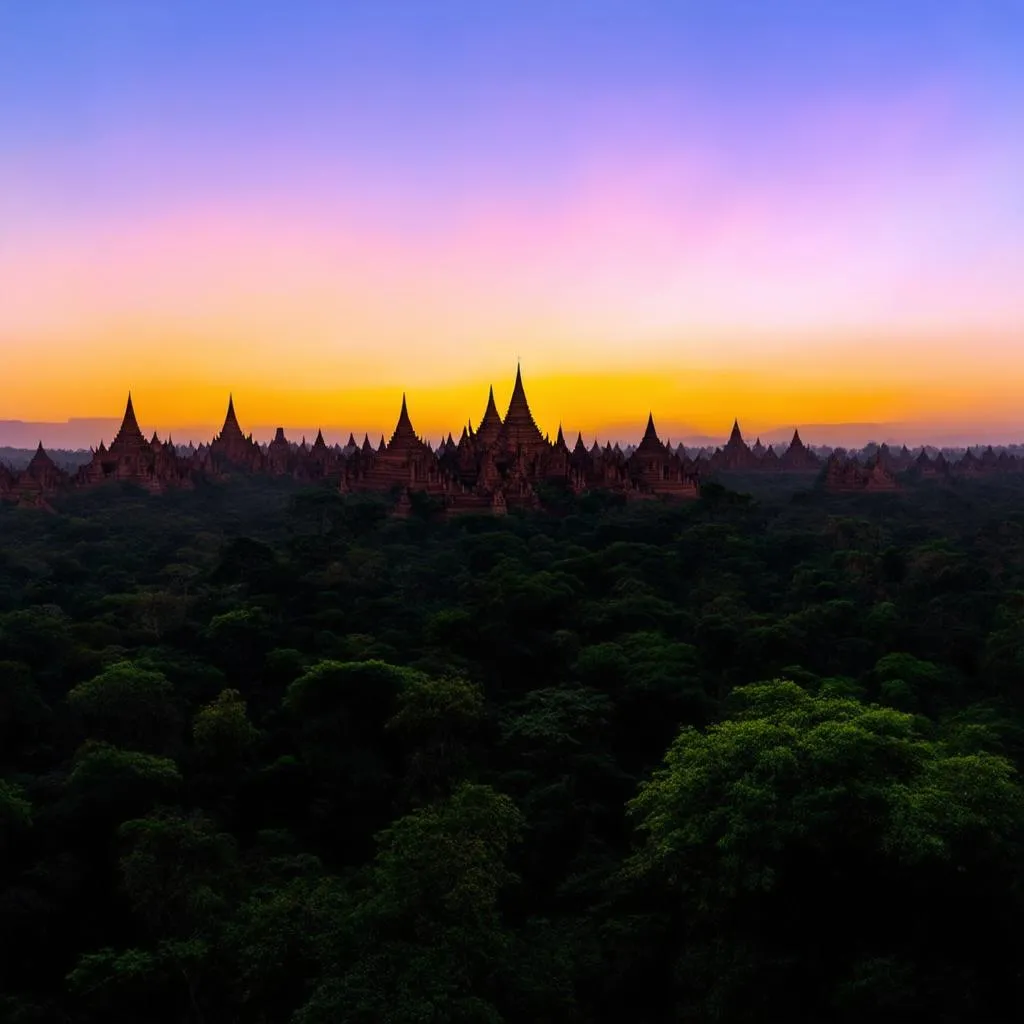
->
[27,442,56,474]
[218,394,245,444]
[780,427,820,472]
[726,418,745,449]
[476,385,504,447]
[715,416,757,471]
[496,364,546,457]
[266,427,292,475]
[21,442,65,493]
[634,412,666,454]
[387,394,425,454]
[110,393,148,452]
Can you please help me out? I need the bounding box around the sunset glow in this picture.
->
[2,2,1022,444]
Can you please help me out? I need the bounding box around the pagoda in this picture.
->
[495,365,547,462]
[15,442,67,500]
[210,395,263,471]
[779,429,821,472]
[78,394,188,492]
[348,394,445,496]
[266,427,294,475]
[475,386,504,448]
[627,413,699,499]
[713,419,759,471]
[295,428,339,481]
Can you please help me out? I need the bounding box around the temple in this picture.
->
[207,395,264,472]
[7,365,1024,512]
[77,395,192,493]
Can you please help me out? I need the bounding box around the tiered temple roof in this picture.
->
[495,365,546,457]
[217,395,246,444]
[109,394,148,452]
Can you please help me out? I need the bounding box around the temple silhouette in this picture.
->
[9,363,1005,512]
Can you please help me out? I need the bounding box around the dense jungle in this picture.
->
[3,473,1024,1023]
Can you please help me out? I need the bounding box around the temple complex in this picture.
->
[76,395,192,492]
[6,365,1024,513]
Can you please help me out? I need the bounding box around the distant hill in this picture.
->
[0,447,93,472]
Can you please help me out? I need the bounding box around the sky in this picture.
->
[1,1,1023,445]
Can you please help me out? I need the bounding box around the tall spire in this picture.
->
[219,393,245,442]
[388,393,423,452]
[476,385,504,446]
[635,412,665,454]
[111,392,146,449]
[727,418,744,446]
[506,364,530,419]
[498,363,545,453]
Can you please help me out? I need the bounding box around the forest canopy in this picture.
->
[3,475,1024,1022]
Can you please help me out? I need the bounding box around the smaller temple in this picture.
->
[779,429,821,472]
[824,451,899,493]
[210,395,264,472]
[14,443,67,504]
[348,394,446,495]
[627,413,699,499]
[712,419,759,471]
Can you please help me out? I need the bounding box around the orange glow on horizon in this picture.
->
[5,357,1024,448]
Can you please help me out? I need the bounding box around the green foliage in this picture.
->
[625,680,1024,1020]
[65,742,182,820]
[192,688,259,767]
[5,477,1024,1021]
[67,661,179,752]
[295,784,525,1024]
[118,810,238,934]
[387,674,485,800]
